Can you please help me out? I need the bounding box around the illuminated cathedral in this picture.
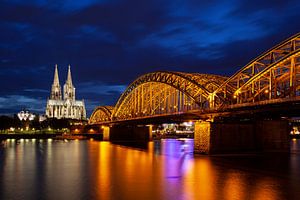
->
[45,65,86,119]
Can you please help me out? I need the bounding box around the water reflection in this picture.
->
[160,139,193,178]
[1,139,300,199]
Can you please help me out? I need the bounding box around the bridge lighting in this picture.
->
[89,128,95,133]
[233,95,237,99]
[161,108,165,111]
[264,89,269,94]
[182,121,193,126]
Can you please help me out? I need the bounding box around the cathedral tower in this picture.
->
[46,64,86,120]
[63,65,75,101]
[50,64,62,100]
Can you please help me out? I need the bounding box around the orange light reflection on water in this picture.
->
[0,139,295,199]
[97,142,111,199]
[223,171,246,200]
[183,157,216,200]
[251,178,280,200]
[61,140,291,200]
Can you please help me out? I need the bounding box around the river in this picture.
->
[1,138,300,200]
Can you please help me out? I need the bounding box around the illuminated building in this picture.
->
[17,110,35,121]
[45,65,86,119]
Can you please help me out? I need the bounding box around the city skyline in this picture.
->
[1,0,300,116]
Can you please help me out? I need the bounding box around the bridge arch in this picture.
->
[231,50,300,104]
[112,71,227,120]
[213,32,300,106]
[88,106,114,124]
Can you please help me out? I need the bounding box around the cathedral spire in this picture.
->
[66,65,73,86]
[53,64,60,86]
[50,64,62,100]
[64,65,75,100]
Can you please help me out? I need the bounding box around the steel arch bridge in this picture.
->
[89,106,114,124]
[213,32,300,107]
[89,33,300,124]
[112,71,227,121]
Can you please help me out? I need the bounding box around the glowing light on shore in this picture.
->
[17,110,35,121]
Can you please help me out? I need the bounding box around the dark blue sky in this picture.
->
[1,0,300,116]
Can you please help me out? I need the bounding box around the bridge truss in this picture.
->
[90,33,300,123]
[88,106,114,124]
[214,33,300,107]
[112,72,226,121]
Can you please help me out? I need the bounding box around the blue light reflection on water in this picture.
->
[1,139,300,199]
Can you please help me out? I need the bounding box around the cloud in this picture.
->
[78,82,127,95]
[0,95,45,113]
[3,0,114,12]
[138,1,272,59]
[24,88,49,93]
[67,25,117,44]
[1,0,300,116]
[84,99,104,115]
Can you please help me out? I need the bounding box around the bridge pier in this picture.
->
[102,126,110,141]
[194,121,212,154]
[194,119,290,154]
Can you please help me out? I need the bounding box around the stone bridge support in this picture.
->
[102,126,110,141]
[194,119,290,154]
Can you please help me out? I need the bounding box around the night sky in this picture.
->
[1,0,300,116]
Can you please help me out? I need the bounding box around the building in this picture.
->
[17,110,35,121]
[45,65,86,119]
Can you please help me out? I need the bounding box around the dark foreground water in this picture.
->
[1,139,300,200]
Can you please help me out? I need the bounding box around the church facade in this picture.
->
[45,65,86,119]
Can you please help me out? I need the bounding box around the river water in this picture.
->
[1,138,300,200]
